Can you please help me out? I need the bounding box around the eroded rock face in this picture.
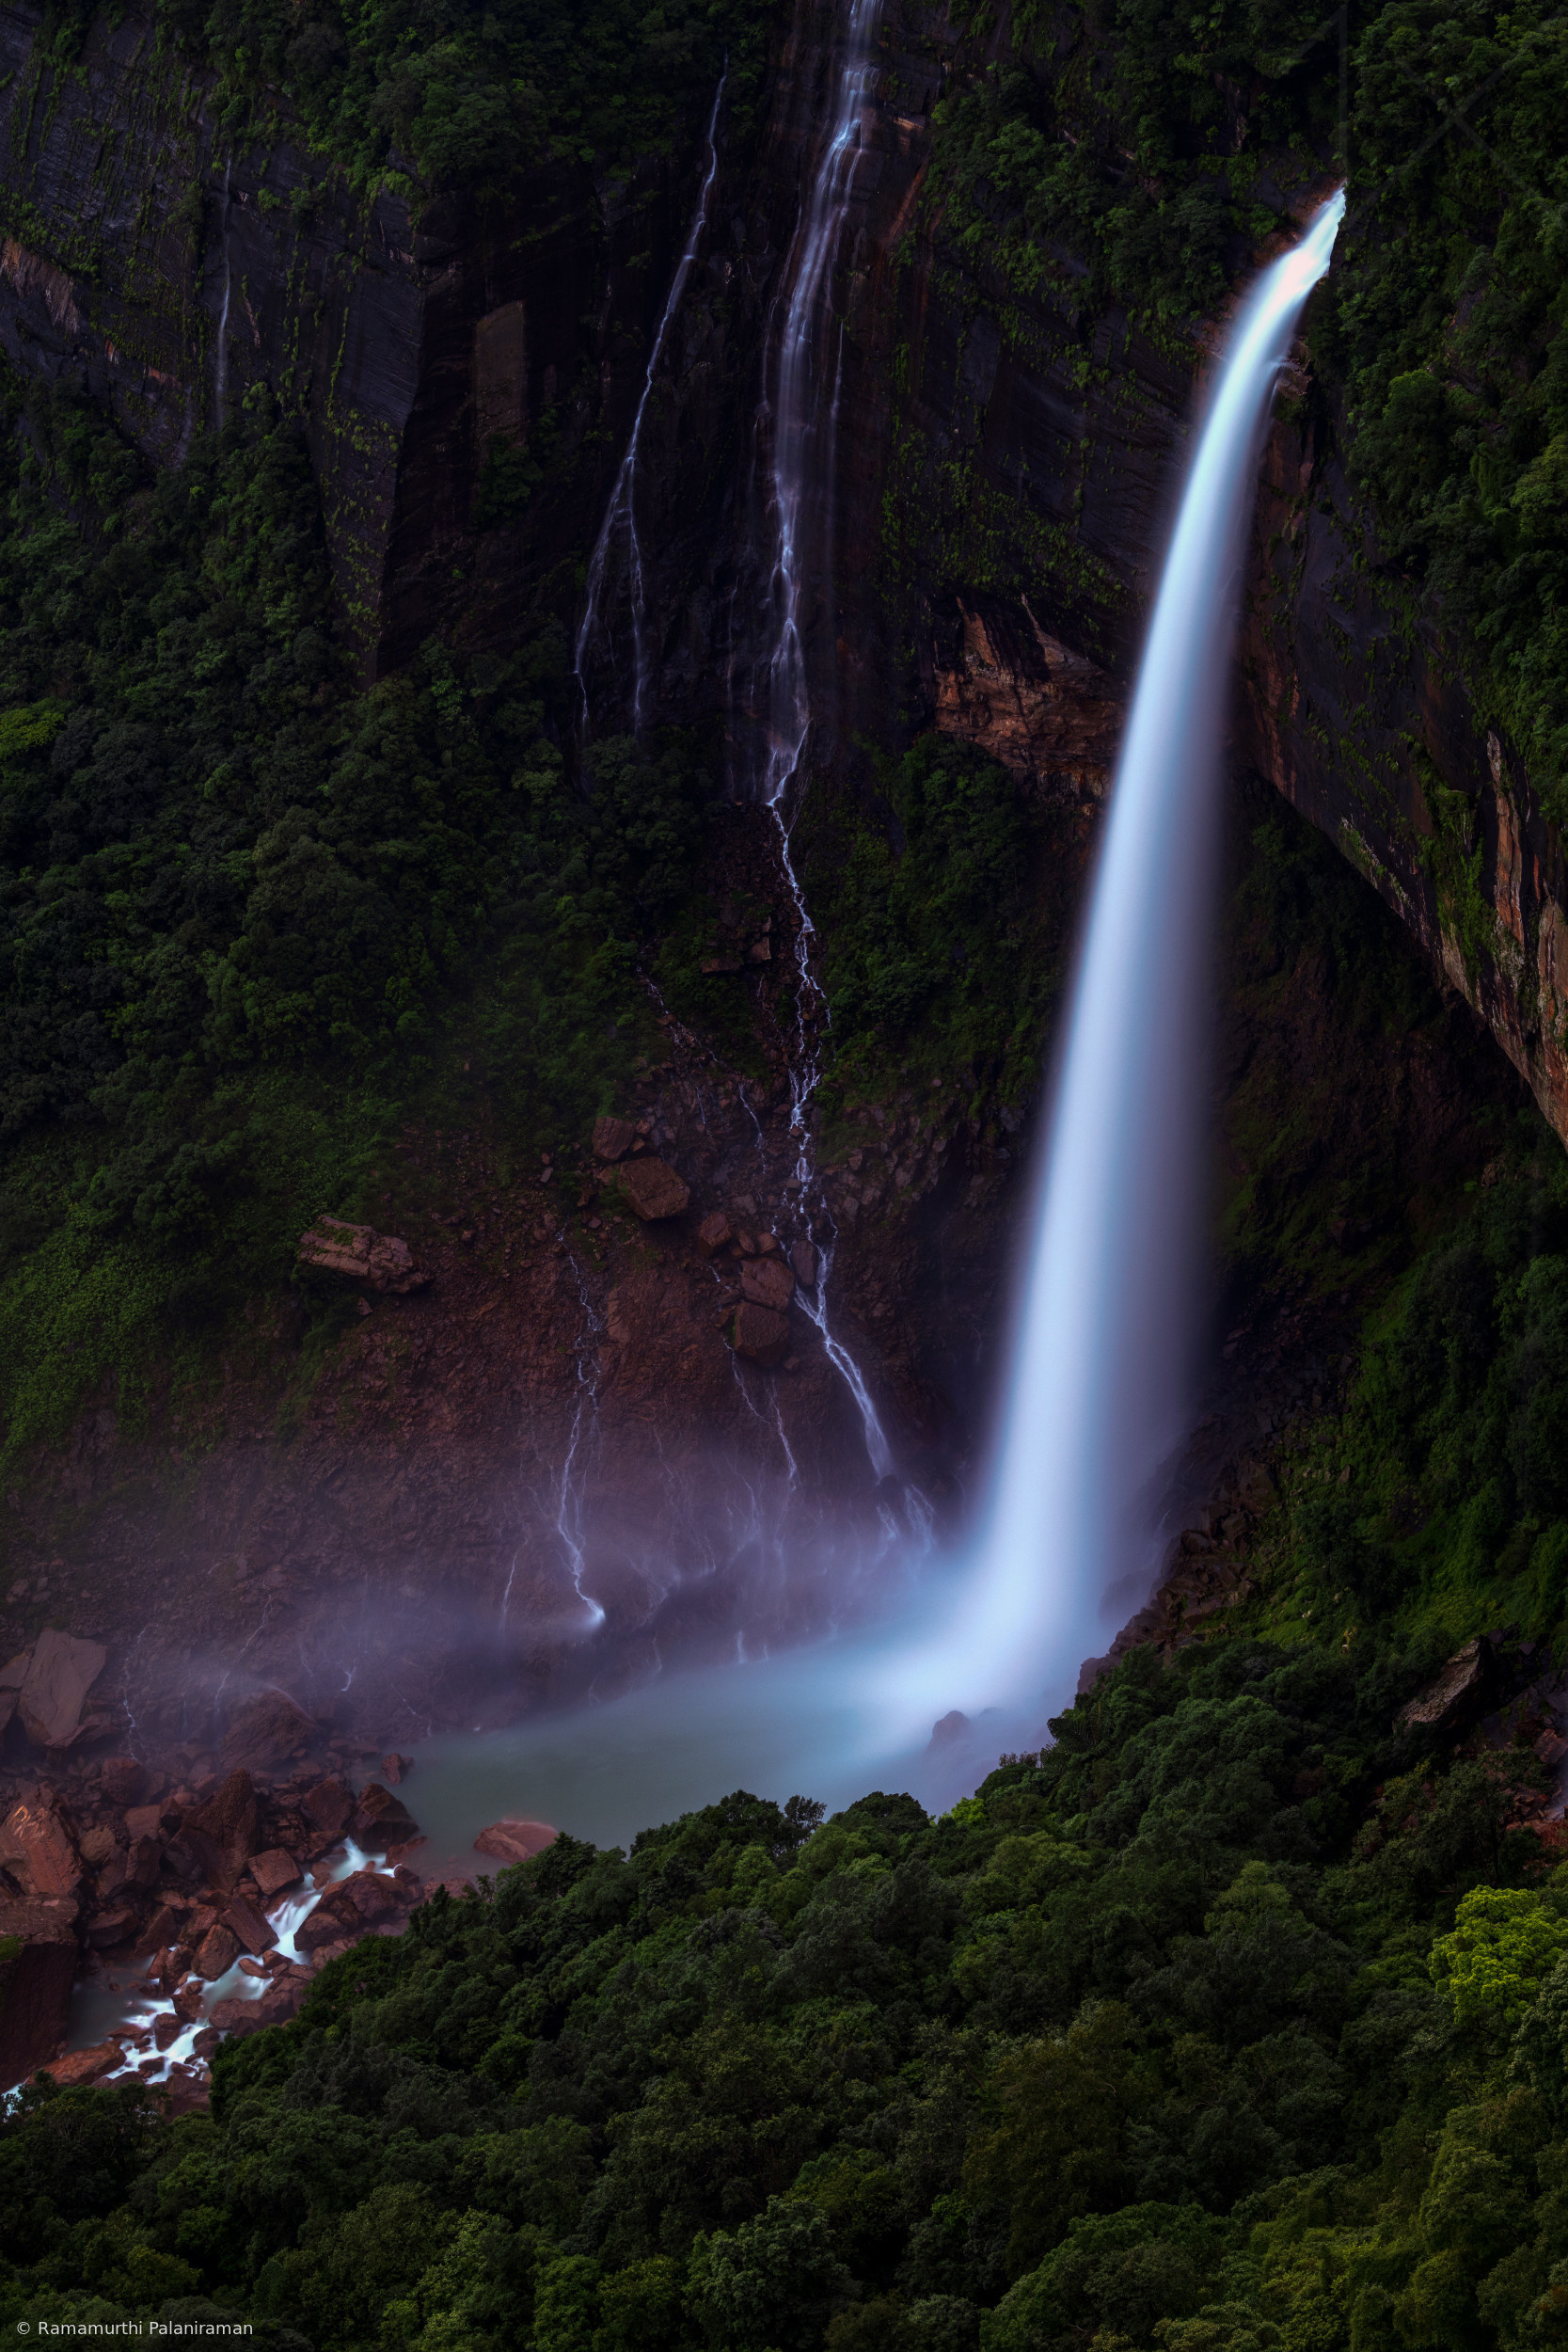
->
[17,1630,107,1749]
[0,1898,80,2084]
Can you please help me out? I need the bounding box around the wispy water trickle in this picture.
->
[575,72,727,738]
[213,160,232,424]
[752,0,890,1478]
[877,191,1348,1725]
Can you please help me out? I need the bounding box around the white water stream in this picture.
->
[575,74,727,736]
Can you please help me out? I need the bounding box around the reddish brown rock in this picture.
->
[221,1894,276,1953]
[100,1757,149,1808]
[591,1115,638,1163]
[697,1211,734,1255]
[220,1689,319,1773]
[87,1905,138,1950]
[125,1836,162,1889]
[18,1629,108,1750]
[350,1784,419,1849]
[725,1301,790,1368]
[0,1788,84,1901]
[195,1924,241,1980]
[153,2011,182,2051]
[36,2041,120,2089]
[474,1820,558,1867]
[178,1772,260,1894]
[790,1240,816,1287]
[380,1753,412,1786]
[297,1217,430,1294]
[0,1897,80,2087]
[300,1777,354,1840]
[617,1157,690,1221]
[739,1257,794,1312]
[171,1981,206,2024]
[124,1802,171,1843]
[250,1849,302,1900]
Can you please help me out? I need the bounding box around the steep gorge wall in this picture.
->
[766,0,1568,1151]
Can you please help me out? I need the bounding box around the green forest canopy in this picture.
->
[7,1615,1568,2351]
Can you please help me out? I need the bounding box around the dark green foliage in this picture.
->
[1256,1146,1568,1649]
[177,0,776,187]
[6,1650,1568,2346]
[803,735,1067,1100]
[924,0,1568,813]
[0,371,723,1450]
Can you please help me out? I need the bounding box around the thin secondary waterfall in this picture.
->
[213,160,232,424]
[878,191,1347,1727]
[752,0,892,1478]
[575,73,726,737]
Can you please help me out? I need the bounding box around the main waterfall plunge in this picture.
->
[390,190,1350,1843]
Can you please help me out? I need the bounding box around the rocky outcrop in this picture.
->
[14,1629,107,1748]
[615,1158,691,1221]
[0,1897,80,2084]
[297,1220,431,1295]
[474,1820,558,1865]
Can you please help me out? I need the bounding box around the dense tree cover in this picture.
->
[923,0,1568,815]
[1257,1142,1568,1652]
[135,0,773,183]
[801,735,1071,1104]
[7,1645,1568,2347]
[0,369,724,1447]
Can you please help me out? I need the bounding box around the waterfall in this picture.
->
[213,160,232,424]
[877,192,1347,1727]
[751,0,894,1479]
[575,73,727,738]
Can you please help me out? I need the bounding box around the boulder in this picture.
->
[381,1753,412,1786]
[474,1820,558,1867]
[350,1783,419,1849]
[297,1217,430,1294]
[739,1256,794,1312]
[221,1894,276,1953]
[0,1788,84,1900]
[0,1897,81,2086]
[697,1211,734,1255]
[591,1115,638,1163]
[99,1756,149,1808]
[250,1849,302,1900]
[124,1802,171,1843]
[178,1772,260,1893]
[87,1904,138,1950]
[220,1690,319,1772]
[195,1923,241,1979]
[1397,1636,1492,1735]
[790,1239,816,1287]
[725,1301,790,1368]
[18,1629,107,1749]
[300,1777,355,1840]
[617,1157,690,1221]
[35,2041,120,2090]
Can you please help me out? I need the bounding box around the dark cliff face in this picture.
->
[0,2,746,673]
[668,0,1568,1146]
